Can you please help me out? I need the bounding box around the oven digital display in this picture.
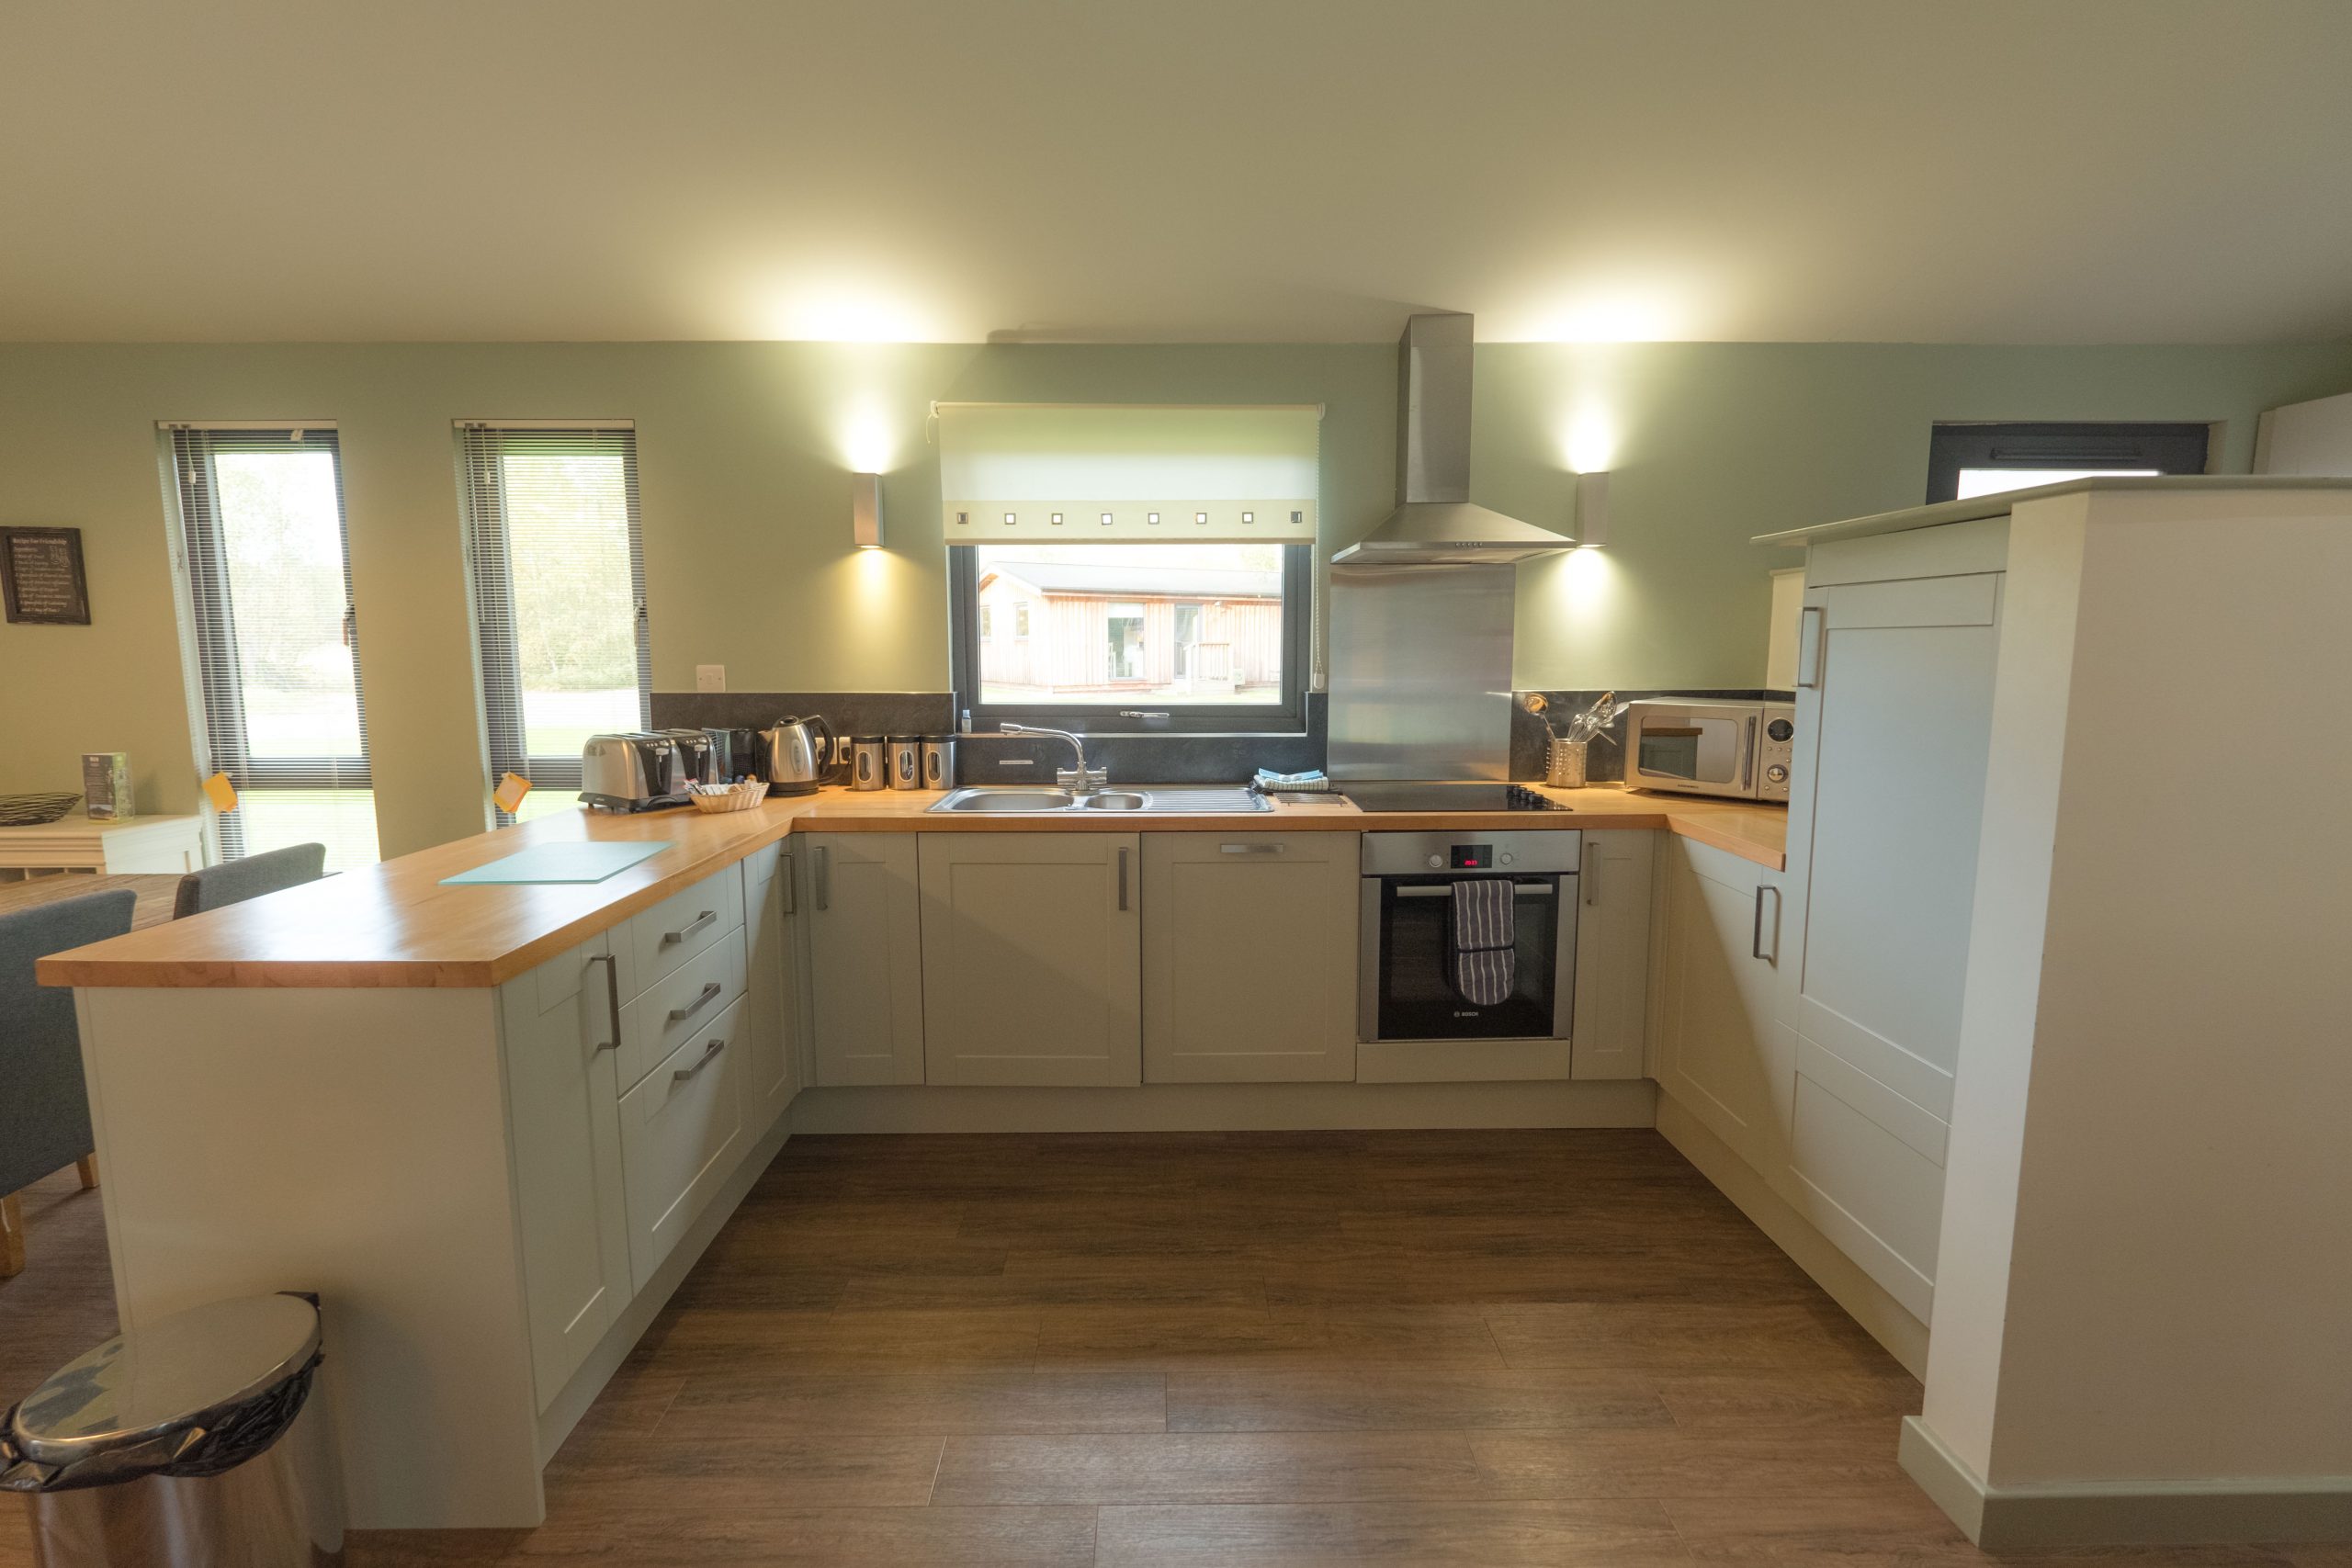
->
[1450,843,1493,869]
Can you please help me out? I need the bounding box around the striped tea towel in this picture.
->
[1448,878,1516,1007]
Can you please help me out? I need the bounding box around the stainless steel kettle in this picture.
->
[761,715,836,795]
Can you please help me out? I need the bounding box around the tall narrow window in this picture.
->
[164,423,378,869]
[458,423,649,822]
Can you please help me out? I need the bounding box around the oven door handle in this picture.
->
[1393,883,1555,898]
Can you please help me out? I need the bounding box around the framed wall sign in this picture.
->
[0,526,91,625]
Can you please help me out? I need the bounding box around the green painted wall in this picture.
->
[4,339,2347,856]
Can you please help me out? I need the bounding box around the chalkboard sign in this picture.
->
[0,527,90,625]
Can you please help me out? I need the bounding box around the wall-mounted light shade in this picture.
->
[1575,469,1611,548]
[852,472,884,548]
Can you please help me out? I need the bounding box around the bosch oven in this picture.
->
[1358,830,1581,1043]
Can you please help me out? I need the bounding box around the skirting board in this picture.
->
[1655,1090,1928,1379]
[1900,1417,2352,1549]
[789,1077,1657,1135]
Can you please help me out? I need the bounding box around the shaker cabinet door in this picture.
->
[1653,836,1786,1169]
[740,841,804,1128]
[1141,831,1358,1083]
[920,832,1142,1087]
[499,931,630,1411]
[805,833,926,1086]
[1569,829,1656,1081]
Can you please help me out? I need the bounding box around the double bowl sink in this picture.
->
[928,786,1269,816]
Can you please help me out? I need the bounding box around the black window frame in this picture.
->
[1926,422,2211,504]
[948,543,1313,736]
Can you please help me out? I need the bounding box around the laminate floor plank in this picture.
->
[657,1367,1169,1438]
[932,1430,1487,1506]
[1662,1495,2306,1565]
[1095,1499,1696,1567]
[1165,1363,1673,1433]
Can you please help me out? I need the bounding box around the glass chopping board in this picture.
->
[440,841,673,886]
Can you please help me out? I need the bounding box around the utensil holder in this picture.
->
[1545,739,1589,789]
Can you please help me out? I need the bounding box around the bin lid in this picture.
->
[6,1295,320,1469]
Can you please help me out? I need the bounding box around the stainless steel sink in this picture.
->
[931,788,1078,813]
[927,786,1269,816]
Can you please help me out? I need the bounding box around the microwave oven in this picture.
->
[1622,698,1795,802]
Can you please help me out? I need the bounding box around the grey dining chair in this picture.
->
[173,841,327,919]
[0,886,134,1277]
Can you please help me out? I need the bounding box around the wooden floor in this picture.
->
[4,1130,2344,1566]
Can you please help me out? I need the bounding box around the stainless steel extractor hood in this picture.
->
[1330,311,1577,565]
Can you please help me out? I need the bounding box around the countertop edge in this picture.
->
[39,789,1784,988]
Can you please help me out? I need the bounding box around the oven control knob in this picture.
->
[1767,718,1794,742]
[1499,852,1516,866]
[1426,854,1444,870]
[1766,764,1789,784]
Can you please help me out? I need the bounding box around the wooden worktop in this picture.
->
[37,784,1783,990]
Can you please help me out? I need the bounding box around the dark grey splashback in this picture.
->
[650,691,1326,787]
[1510,689,1793,783]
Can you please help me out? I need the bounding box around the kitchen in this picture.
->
[4,7,2352,1567]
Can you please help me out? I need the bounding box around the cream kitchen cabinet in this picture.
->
[1775,523,2006,1320]
[1568,829,1655,1080]
[619,996,747,1291]
[919,831,1141,1086]
[1652,834,1785,1169]
[498,930,632,1410]
[805,832,925,1086]
[1140,830,1358,1083]
[740,840,805,1124]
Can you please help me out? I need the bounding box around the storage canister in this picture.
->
[849,737,887,791]
[886,736,922,791]
[921,736,956,789]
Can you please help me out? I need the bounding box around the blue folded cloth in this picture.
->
[1448,878,1516,1007]
[1251,768,1331,793]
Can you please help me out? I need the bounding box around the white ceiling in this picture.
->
[6,0,2350,344]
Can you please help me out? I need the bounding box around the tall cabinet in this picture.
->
[1774,518,2006,1321]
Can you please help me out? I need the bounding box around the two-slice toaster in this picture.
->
[580,733,692,812]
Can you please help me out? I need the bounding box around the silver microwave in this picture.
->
[1623,698,1795,802]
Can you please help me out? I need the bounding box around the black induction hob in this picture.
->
[1338,782,1573,814]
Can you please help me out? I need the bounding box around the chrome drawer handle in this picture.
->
[662,909,718,945]
[1220,843,1285,854]
[667,981,722,1022]
[587,953,620,1053]
[673,1038,726,1081]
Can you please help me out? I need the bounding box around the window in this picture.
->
[164,423,378,869]
[458,423,649,822]
[939,402,1318,732]
[953,543,1308,727]
[1926,422,2211,503]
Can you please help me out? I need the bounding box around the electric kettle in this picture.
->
[761,715,836,795]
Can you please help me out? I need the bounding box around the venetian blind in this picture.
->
[456,423,649,815]
[936,403,1320,544]
[164,423,372,861]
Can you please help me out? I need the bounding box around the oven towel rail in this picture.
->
[1448,878,1516,1007]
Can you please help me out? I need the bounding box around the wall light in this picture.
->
[852,473,884,549]
[1575,470,1611,549]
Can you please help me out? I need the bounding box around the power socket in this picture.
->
[695,664,726,692]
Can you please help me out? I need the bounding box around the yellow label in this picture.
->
[492,773,534,814]
[201,773,238,812]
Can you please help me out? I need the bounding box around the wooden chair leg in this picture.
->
[1,1192,25,1279]
[76,1154,99,1190]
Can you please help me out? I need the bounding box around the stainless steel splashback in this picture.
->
[1326,563,1514,780]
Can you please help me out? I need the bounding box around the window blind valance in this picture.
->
[937,403,1319,544]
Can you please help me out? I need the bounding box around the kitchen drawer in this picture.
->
[619,995,746,1292]
[623,862,742,995]
[617,927,747,1091]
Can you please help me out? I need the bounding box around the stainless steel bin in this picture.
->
[2,1293,344,1567]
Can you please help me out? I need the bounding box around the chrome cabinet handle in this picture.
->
[668,981,722,1022]
[1796,606,1826,689]
[663,909,718,946]
[587,953,621,1053]
[1220,843,1285,854]
[814,845,830,910]
[1396,883,1555,899]
[1119,710,1170,720]
[1752,884,1781,964]
[673,1037,726,1082]
[1116,847,1130,911]
[1582,839,1600,906]
[1740,716,1757,792]
[779,852,796,915]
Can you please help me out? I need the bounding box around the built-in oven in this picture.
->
[1359,830,1580,1043]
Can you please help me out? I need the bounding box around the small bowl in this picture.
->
[0,792,81,827]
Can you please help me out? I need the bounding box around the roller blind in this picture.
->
[164,423,375,865]
[457,423,649,819]
[938,403,1319,543]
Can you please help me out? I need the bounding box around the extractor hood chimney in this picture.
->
[1329,311,1577,565]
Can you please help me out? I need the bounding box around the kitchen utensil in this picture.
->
[1545,738,1589,789]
